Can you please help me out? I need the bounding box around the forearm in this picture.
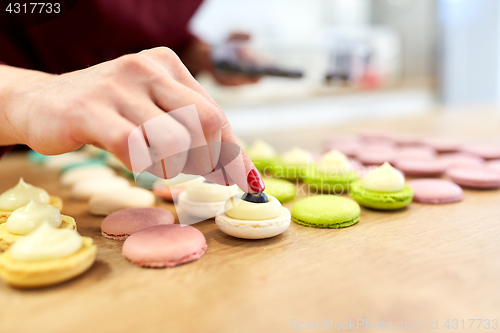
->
[0,64,55,146]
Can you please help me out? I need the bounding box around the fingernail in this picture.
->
[247,169,265,192]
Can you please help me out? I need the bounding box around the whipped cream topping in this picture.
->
[6,200,62,235]
[224,193,282,220]
[246,139,277,160]
[9,222,82,261]
[281,147,314,166]
[362,162,405,192]
[0,178,50,211]
[317,150,351,173]
[186,178,240,202]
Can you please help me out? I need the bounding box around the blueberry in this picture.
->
[203,179,214,184]
[241,192,268,203]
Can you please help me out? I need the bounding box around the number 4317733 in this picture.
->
[6,3,61,14]
[443,319,498,330]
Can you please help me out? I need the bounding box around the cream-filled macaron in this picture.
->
[0,223,96,288]
[0,178,63,222]
[88,187,156,216]
[246,139,278,173]
[0,200,76,250]
[215,193,290,239]
[177,178,239,219]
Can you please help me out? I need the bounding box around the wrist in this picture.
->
[0,66,56,145]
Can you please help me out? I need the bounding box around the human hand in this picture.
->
[179,34,261,86]
[0,47,264,192]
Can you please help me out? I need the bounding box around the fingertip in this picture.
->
[246,168,265,193]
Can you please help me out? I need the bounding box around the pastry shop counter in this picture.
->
[1,108,500,333]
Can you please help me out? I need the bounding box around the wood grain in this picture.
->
[1,109,500,333]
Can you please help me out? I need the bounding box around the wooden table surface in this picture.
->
[2,108,500,333]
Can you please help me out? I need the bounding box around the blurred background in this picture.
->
[188,0,499,136]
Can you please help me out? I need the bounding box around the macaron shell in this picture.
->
[394,158,446,177]
[154,187,185,202]
[349,182,413,210]
[271,163,309,180]
[291,195,360,228]
[461,144,500,160]
[487,160,500,174]
[72,177,130,200]
[88,188,156,216]
[388,133,422,146]
[101,207,174,240]
[407,179,463,204]
[323,138,362,157]
[122,225,207,268]
[177,192,225,219]
[61,165,115,186]
[263,178,296,203]
[355,145,397,166]
[395,146,437,160]
[420,138,460,153]
[447,167,500,189]
[215,208,290,239]
[304,166,358,194]
[440,153,485,169]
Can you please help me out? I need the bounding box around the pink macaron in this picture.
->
[461,144,500,160]
[101,207,175,240]
[122,224,207,268]
[487,160,500,174]
[388,133,422,147]
[359,129,392,142]
[152,179,185,202]
[395,146,437,161]
[407,179,463,204]
[355,144,397,166]
[323,138,362,157]
[394,158,446,177]
[439,153,484,169]
[420,137,460,153]
[447,166,500,189]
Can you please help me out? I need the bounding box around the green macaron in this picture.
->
[291,195,360,228]
[304,166,358,194]
[263,178,296,203]
[252,157,279,175]
[349,180,413,210]
[272,161,308,180]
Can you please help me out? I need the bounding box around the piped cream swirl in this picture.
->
[0,178,50,211]
[6,200,62,235]
[362,162,405,192]
[246,139,277,160]
[317,150,351,174]
[9,222,82,261]
[186,178,239,202]
[281,147,314,166]
[224,194,282,220]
